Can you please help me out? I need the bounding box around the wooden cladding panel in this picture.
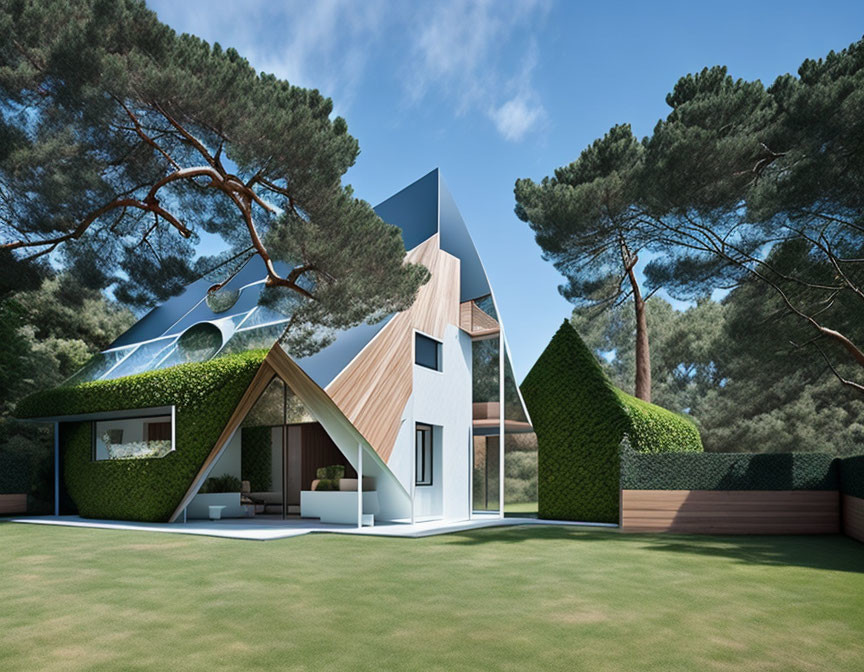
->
[459,300,499,337]
[298,422,357,491]
[326,235,461,463]
[0,493,27,515]
[621,490,840,534]
[844,494,864,543]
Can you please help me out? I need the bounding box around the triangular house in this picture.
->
[17,170,534,526]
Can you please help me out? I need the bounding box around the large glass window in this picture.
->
[472,435,500,512]
[93,415,173,460]
[415,333,441,371]
[415,424,433,486]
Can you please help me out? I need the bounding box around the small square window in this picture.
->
[415,333,441,371]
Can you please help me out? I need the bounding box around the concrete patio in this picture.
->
[4,514,616,541]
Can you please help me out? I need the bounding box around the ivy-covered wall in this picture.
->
[15,350,267,522]
[521,321,702,524]
[241,426,273,491]
[614,390,702,454]
[620,451,841,490]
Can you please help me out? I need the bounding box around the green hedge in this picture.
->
[0,451,30,494]
[615,390,703,454]
[241,426,272,491]
[16,350,267,522]
[621,451,840,490]
[521,321,702,524]
[841,454,864,499]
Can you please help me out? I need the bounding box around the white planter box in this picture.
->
[300,490,379,524]
[187,492,251,520]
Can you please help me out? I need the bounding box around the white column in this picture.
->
[53,422,59,517]
[357,443,363,528]
[410,426,416,526]
[468,427,474,519]
[498,337,505,519]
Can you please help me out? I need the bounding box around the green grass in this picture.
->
[1,523,862,672]
[504,500,538,513]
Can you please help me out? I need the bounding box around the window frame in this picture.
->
[91,409,176,462]
[414,331,442,372]
[415,423,433,487]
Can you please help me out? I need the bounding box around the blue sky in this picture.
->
[146,0,864,379]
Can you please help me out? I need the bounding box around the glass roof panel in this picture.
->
[101,336,178,381]
[237,305,294,329]
[62,347,135,386]
[218,322,288,357]
[165,283,265,337]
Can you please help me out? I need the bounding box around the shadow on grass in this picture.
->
[447,525,864,574]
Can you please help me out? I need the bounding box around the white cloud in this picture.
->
[146,0,547,139]
[146,0,387,112]
[487,40,546,141]
[406,0,548,140]
[490,96,544,141]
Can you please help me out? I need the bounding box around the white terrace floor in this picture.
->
[4,514,616,541]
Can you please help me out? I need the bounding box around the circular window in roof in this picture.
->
[175,322,223,363]
[205,287,241,314]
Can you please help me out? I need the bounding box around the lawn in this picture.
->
[503,500,538,513]
[1,523,862,672]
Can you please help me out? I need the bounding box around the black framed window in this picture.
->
[415,424,433,486]
[415,333,441,371]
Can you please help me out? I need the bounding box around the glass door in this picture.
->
[472,435,500,514]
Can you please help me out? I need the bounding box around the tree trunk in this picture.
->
[622,250,651,402]
[633,293,652,403]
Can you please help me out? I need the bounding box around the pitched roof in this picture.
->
[64,169,495,389]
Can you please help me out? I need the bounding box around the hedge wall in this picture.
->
[841,454,864,499]
[614,390,702,454]
[621,451,840,491]
[241,426,273,491]
[15,350,267,522]
[0,451,30,494]
[521,321,702,524]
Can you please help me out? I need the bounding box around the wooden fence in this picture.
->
[0,494,27,515]
[844,495,864,543]
[620,490,840,534]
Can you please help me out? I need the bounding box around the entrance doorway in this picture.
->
[281,423,356,517]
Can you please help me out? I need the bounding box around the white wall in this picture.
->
[399,323,473,522]
[387,398,415,494]
[413,425,443,518]
[208,431,242,481]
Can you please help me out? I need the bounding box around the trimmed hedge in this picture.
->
[241,426,272,491]
[841,454,864,499]
[16,350,268,522]
[621,451,840,491]
[614,390,702,454]
[0,451,30,494]
[521,321,702,524]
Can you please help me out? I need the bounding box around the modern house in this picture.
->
[17,170,536,527]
